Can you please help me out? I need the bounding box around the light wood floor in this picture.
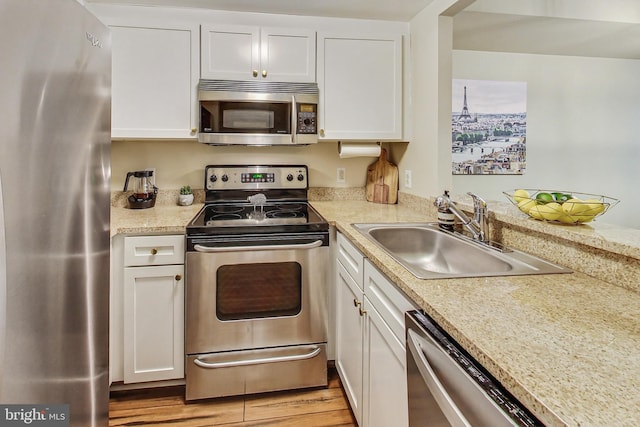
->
[109,369,356,426]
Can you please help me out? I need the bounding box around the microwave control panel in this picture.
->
[297,104,317,134]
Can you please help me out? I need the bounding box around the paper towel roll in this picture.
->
[338,142,381,159]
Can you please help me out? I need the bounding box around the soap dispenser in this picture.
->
[434,190,455,231]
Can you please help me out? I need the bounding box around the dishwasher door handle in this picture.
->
[193,239,323,253]
[407,328,473,427]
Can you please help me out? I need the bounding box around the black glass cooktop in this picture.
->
[186,202,329,236]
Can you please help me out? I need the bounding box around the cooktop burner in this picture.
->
[204,203,311,225]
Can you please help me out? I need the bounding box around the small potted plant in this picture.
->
[178,185,194,206]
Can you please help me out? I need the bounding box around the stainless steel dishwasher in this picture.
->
[405,311,544,427]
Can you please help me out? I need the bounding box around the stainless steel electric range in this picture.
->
[184,165,329,400]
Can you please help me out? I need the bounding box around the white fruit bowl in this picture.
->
[503,189,619,225]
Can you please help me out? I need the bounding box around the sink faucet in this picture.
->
[434,191,489,242]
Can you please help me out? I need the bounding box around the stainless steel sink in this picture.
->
[353,223,572,279]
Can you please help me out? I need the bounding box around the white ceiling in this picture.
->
[84,0,436,21]
[453,11,640,60]
[86,0,640,59]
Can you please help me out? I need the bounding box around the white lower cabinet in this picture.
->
[336,260,365,424]
[335,232,415,427]
[111,234,185,385]
[123,264,184,383]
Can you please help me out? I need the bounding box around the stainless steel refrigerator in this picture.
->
[0,1,111,425]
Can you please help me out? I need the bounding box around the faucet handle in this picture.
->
[467,192,487,209]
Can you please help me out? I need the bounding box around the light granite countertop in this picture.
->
[311,199,640,427]
[110,194,640,427]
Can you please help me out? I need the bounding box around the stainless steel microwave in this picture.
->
[198,80,319,146]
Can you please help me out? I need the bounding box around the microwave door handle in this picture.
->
[193,239,323,253]
[291,94,297,144]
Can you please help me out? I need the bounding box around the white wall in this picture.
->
[451,50,640,229]
[400,0,474,199]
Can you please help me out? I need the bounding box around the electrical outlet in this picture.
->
[145,168,156,186]
[404,170,412,189]
[337,168,346,183]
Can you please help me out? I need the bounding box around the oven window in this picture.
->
[216,262,302,320]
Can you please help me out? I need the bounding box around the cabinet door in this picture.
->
[200,24,260,80]
[201,25,315,82]
[363,297,409,427]
[123,264,184,383]
[111,24,199,139]
[260,27,316,82]
[317,32,403,140]
[335,261,365,426]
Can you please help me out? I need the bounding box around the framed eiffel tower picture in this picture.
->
[452,79,527,175]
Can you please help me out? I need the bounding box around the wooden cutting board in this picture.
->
[365,148,398,204]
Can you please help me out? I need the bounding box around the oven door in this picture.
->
[185,235,328,355]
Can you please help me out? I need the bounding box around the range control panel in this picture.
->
[205,165,308,191]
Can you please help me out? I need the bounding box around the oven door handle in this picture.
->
[193,239,324,253]
[193,346,322,369]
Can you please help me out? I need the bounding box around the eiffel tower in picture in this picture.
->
[457,86,476,122]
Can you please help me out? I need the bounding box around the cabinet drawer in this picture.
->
[364,260,416,343]
[336,232,364,290]
[124,235,184,267]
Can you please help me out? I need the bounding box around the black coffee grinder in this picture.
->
[123,170,158,209]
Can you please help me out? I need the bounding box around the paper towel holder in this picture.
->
[338,141,382,159]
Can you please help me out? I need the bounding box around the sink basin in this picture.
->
[353,223,572,279]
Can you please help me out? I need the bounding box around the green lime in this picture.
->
[535,192,554,204]
[552,192,572,203]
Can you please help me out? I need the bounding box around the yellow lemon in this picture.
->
[575,213,596,223]
[561,198,589,216]
[583,199,605,215]
[528,205,544,220]
[538,202,563,221]
[513,189,530,203]
[517,198,537,214]
[556,213,578,224]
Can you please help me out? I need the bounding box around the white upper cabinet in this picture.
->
[317,32,403,141]
[110,23,200,139]
[201,24,316,82]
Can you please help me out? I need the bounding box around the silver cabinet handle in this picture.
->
[407,329,473,427]
[193,346,321,369]
[194,239,323,253]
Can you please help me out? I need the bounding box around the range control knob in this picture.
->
[209,174,217,183]
[286,173,294,182]
[297,173,305,181]
[221,174,229,182]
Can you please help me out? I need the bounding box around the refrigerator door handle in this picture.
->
[0,169,7,393]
